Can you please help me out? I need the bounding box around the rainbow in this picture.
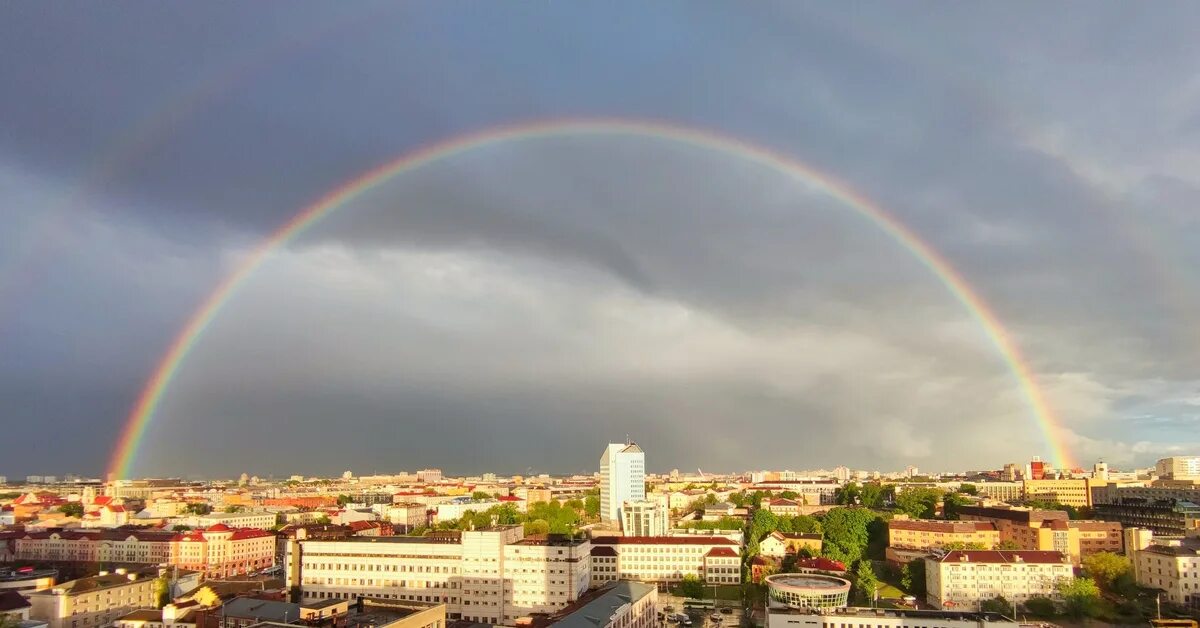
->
[107,118,1075,479]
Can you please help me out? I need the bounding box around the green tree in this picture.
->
[821,508,878,565]
[524,519,550,535]
[942,492,970,520]
[996,539,1021,550]
[899,559,925,597]
[1022,597,1057,617]
[564,498,584,511]
[1057,577,1102,619]
[314,515,331,525]
[677,574,706,599]
[941,542,988,550]
[59,502,84,518]
[853,560,879,605]
[185,502,212,515]
[172,524,191,532]
[336,495,352,507]
[894,488,941,519]
[154,576,171,608]
[980,596,1013,615]
[1082,551,1131,589]
[584,494,600,518]
[959,484,978,496]
[471,491,492,502]
[859,483,887,509]
[779,490,799,500]
[224,505,245,513]
[836,483,862,505]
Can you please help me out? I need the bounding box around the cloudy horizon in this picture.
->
[4,2,1200,479]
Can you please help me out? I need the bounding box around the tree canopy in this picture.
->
[821,507,880,565]
[1082,551,1132,589]
[1057,577,1102,619]
[894,488,941,519]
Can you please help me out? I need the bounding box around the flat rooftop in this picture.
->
[769,606,1014,623]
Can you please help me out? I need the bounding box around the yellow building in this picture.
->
[28,568,158,628]
[887,519,999,550]
[1022,479,1092,508]
[956,506,1121,564]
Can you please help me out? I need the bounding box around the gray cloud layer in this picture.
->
[3,2,1200,477]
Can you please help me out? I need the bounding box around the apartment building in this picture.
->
[1092,482,1200,506]
[589,537,741,586]
[924,550,1073,610]
[1133,539,1200,609]
[27,568,159,628]
[1022,479,1092,508]
[286,526,591,625]
[172,525,275,579]
[955,506,1120,564]
[887,520,999,551]
[16,530,176,565]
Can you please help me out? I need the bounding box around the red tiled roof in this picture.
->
[94,496,114,506]
[230,528,272,540]
[106,505,126,513]
[705,547,739,558]
[206,523,230,532]
[768,499,798,506]
[592,536,738,546]
[497,496,523,502]
[937,550,1068,564]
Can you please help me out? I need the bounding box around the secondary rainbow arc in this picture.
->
[107,118,1075,479]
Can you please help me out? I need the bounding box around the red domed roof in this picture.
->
[206,523,230,532]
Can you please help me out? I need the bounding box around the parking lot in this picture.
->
[656,592,746,628]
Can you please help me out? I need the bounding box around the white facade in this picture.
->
[621,501,667,537]
[589,537,740,586]
[287,526,591,625]
[925,551,1073,610]
[169,511,277,530]
[599,443,645,524]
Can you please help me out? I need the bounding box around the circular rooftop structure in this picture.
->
[765,573,851,609]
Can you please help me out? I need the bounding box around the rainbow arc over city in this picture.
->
[106,118,1075,479]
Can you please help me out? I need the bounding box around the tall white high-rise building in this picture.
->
[600,442,645,524]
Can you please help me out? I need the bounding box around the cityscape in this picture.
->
[6,5,1200,628]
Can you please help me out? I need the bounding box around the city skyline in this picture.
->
[5,4,1200,477]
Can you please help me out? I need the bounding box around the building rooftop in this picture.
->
[591,536,738,546]
[0,590,32,612]
[956,506,1068,523]
[546,581,655,628]
[769,606,1013,623]
[0,568,57,582]
[304,532,463,544]
[29,568,160,596]
[516,534,587,547]
[933,550,1070,565]
[222,597,302,622]
[1143,540,1200,557]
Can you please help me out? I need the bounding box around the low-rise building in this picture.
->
[887,520,998,552]
[759,532,822,558]
[169,512,277,531]
[172,525,276,579]
[971,482,1023,502]
[589,536,740,586]
[924,550,1073,610]
[955,506,1120,564]
[27,568,160,628]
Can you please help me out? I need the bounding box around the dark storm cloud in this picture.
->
[4,2,1200,476]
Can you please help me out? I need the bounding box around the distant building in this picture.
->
[1156,457,1200,480]
[954,506,1120,564]
[599,443,645,525]
[759,532,822,558]
[1028,458,1046,481]
[925,550,1072,610]
[1093,462,1109,482]
[1022,479,1092,508]
[767,606,1018,628]
[415,469,443,483]
[1002,464,1020,482]
[972,482,1022,502]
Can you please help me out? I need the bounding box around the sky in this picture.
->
[4,2,1200,479]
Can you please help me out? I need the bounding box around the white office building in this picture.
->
[599,443,645,525]
[621,501,667,537]
[1156,457,1200,480]
[286,525,591,625]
